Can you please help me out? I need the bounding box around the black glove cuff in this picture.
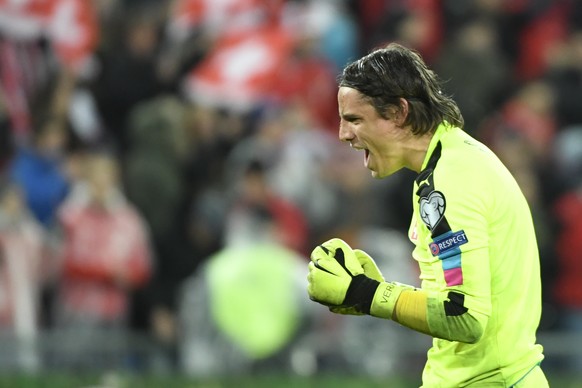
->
[344,274,380,315]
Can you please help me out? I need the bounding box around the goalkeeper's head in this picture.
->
[338,43,464,137]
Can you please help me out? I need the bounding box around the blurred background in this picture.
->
[0,0,581,387]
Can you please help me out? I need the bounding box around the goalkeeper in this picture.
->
[307,43,548,387]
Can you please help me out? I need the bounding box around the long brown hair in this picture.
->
[339,43,463,135]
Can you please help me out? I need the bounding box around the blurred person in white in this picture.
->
[0,181,46,372]
[271,104,343,235]
[51,152,152,370]
[178,202,314,378]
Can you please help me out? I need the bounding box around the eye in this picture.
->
[341,115,362,126]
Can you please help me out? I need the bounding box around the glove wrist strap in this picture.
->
[343,274,380,314]
[370,282,415,319]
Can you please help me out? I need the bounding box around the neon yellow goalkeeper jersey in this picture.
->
[408,123,544,387]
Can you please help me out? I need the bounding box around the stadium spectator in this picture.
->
[51,152,152,369]
[2,0,582,382]
[0,181,46,372]
[89,5,167,153]
[478,80,557,163]
[9,114,71,228]
[551,126,582,369]
[179,205,311,377]
[361,0,443,64]
[123,95,195,368]
[225,159,308,255]
[544,30,582,129]
[0,0,98,139]
[436,18,510,133]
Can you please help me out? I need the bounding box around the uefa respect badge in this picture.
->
[429,230,468,257]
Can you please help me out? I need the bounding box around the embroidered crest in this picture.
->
[419,190,446,230]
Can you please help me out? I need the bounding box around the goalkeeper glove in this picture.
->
[329,249,384,315]
[307,238,413,319]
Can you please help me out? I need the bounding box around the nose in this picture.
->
[339,121,354,143]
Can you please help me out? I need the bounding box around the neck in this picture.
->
[405,132,434,173]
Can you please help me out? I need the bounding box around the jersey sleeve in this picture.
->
[417,157,492,343]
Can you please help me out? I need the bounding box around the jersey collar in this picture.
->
[420,121,452,171]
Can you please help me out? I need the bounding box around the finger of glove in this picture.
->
[320,238,364,276]
[308,295,337,308]
[354,249,385,282]
[329,305,364,316]
[310,245,331,263]
[307,261,349,306]
[307,261,326,297]
[310,247,352,279]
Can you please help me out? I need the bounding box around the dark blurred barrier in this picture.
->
[538,332,582,357]
[0,329,580,379]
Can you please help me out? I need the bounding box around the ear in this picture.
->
[392,98,409,127]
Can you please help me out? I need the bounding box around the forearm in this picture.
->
[371,283,485,344]
[393,289,431,336]
[305,238,486,344]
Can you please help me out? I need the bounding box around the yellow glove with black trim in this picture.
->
[307,238,413,319]
[329,249,385,315]
[307,238,382,315]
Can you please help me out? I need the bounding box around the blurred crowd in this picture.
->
[0,0,582,378]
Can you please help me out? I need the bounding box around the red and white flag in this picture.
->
[0,0,98,69]
[183,25,294,111]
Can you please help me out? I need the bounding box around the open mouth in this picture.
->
[351,143,371,168]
